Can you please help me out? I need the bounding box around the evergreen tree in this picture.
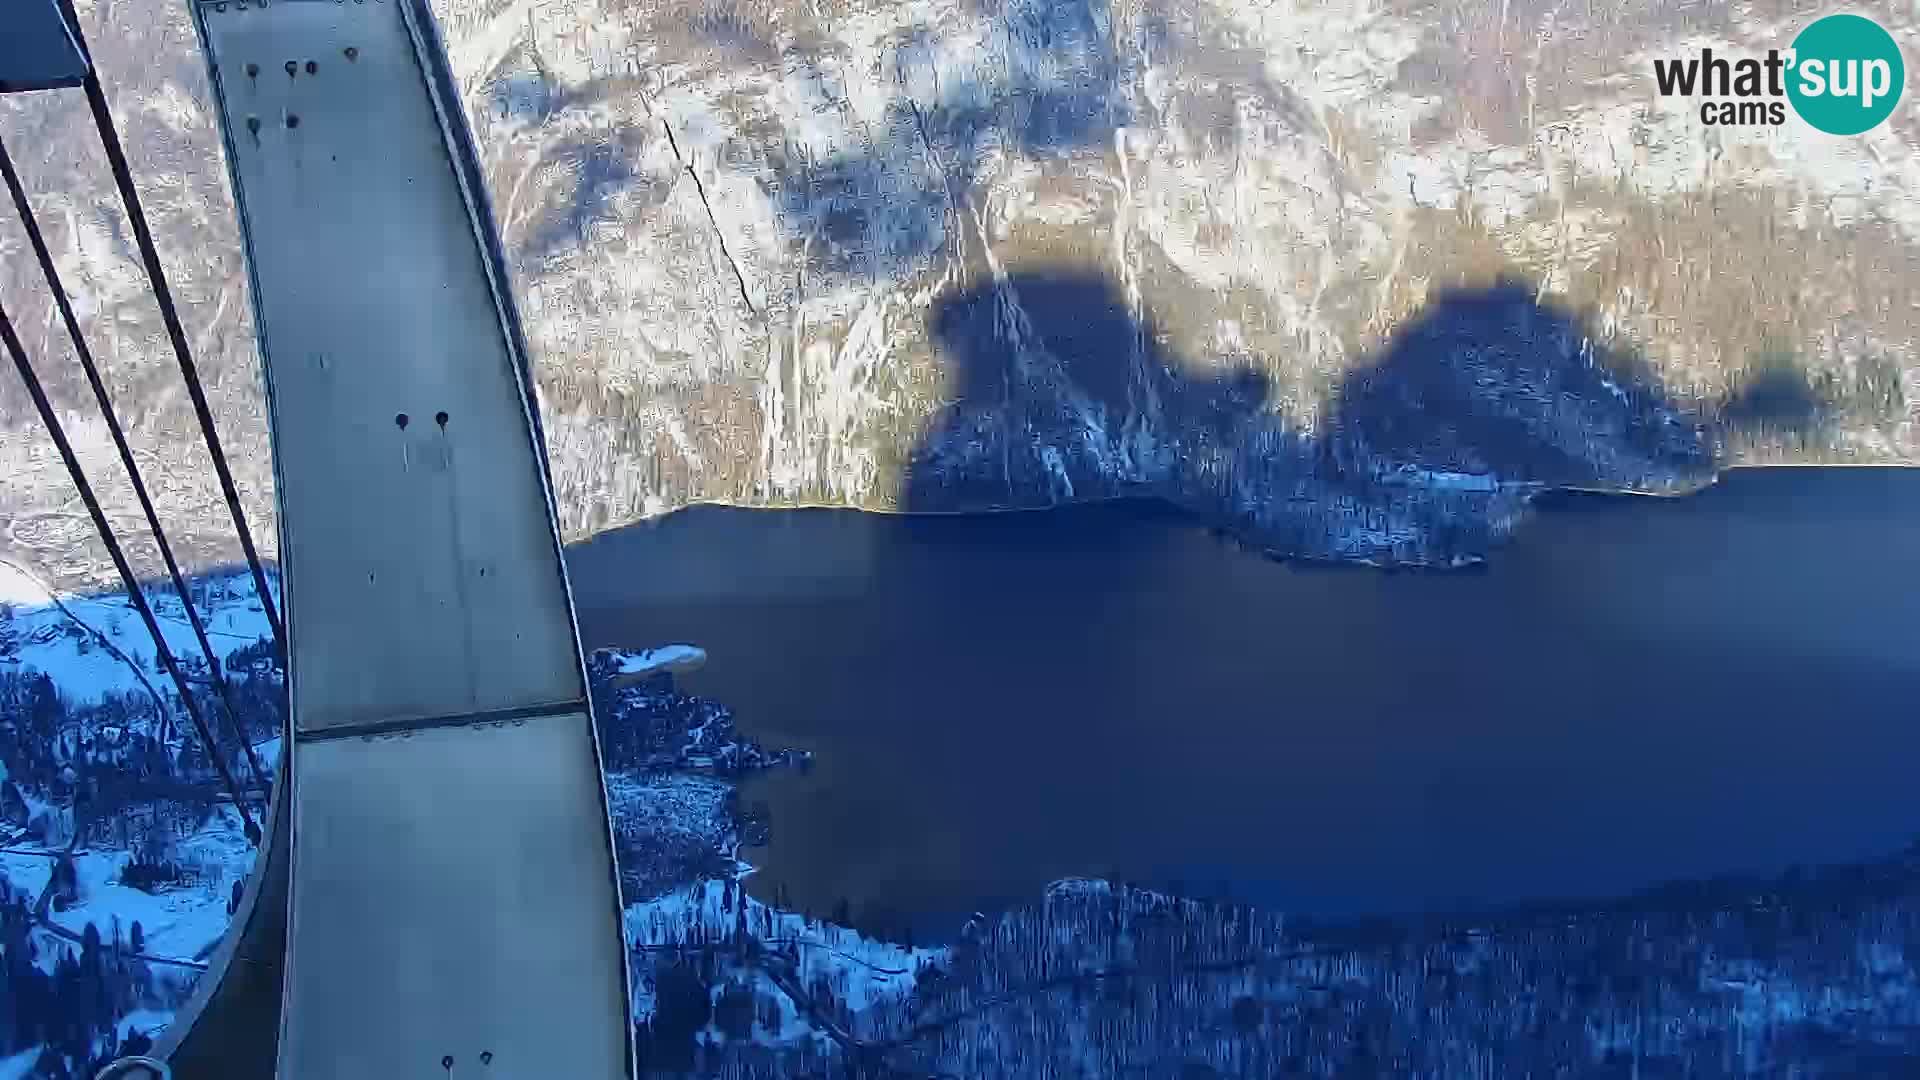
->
[25,673,64,744]
[0,603,16,661]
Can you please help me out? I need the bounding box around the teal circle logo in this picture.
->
[1788,14,1905,134]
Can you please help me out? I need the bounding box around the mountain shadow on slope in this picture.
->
[904,271,1767,563]
[1325,280,1713,489]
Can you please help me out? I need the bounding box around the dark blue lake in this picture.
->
[569,467,1920,933]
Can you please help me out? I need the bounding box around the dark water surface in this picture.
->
[569,468,1920,931]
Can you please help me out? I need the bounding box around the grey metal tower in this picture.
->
[4,0,634,1075]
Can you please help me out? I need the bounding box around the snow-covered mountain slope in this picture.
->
[0,564,279,715]
[3,0,1916,590]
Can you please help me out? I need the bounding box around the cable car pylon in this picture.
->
[0,0,636,1073]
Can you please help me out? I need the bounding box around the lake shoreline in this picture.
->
[577,467,1920,938]
[598,461,1920,574]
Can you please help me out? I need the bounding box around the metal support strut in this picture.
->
[0,136,270,793]
[55,0,286,657]
[0,300,259,845]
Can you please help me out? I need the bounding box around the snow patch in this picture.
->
[628,879,945,1036]
[116,1008,175,1042]
[0,1048,40,1080]
[596,644,709,679]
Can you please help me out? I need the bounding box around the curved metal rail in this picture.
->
[151,0,635,1074]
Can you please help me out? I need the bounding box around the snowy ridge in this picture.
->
[627,880,945,1045]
